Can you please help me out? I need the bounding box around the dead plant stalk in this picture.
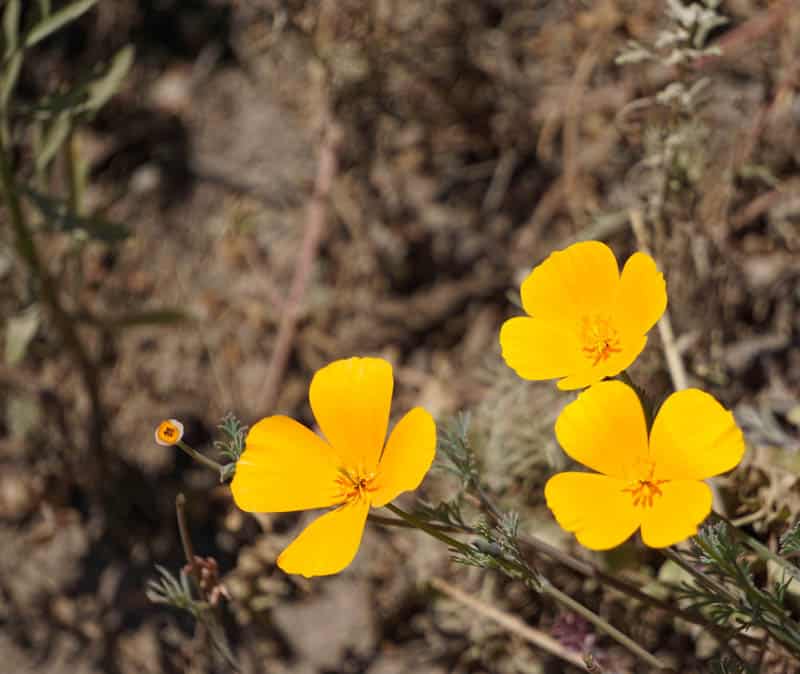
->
[258,119,341,412]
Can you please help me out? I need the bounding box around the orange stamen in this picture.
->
[622,463,667,508]
[334,468,378,504]
[581,316,622,365]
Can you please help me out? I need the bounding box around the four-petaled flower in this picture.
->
[231,357,436,577]
[545,381,745,549]
[499,241,667,390]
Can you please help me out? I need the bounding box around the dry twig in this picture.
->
[430,577,588,670]
[629,209,688,391]
[258,119,342,412]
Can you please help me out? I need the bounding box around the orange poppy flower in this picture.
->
[231,357,436,577]
[545,381,745,549]
[500,241,667,390]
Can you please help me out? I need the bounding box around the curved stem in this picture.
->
[176,439,225,477]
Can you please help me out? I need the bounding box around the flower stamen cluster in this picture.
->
[624,479,666,509]
[581,315,622,366]
[334,468,378,503]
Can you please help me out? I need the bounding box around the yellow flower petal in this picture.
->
[520,241,619,321]
[277,498,370,577]
[554,381,648,480]
[309,357,393,472]
[545,472,641,550]
[371,407,436,508]
[231,416,340,513]
[640,480,712,547]
[499,316,583,381]
[614,252,667,337]
[649,389,745,481]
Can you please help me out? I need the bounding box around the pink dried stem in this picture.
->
[258,119,342,412]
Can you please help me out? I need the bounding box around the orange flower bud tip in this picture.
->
[155,419,184,446]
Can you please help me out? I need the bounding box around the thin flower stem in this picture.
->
[176,440,225,477]
[540,578,668,671]
[629,208,688,391]
[662,547,734,603]
[368,513,462,533]
[384,503,471,551]
[65,130,82,216]
[176,493,200,587]
[385,503,668,671]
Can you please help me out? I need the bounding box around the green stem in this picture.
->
[384,503,472,552]
[540,578,667,671]
[368,513,462,533]
[65,131,82,216]
[176,493,199,586]
[385,503,668,671]
[176,440,225,477]
[662,547,735,604]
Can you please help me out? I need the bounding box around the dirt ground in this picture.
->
[2,1,800,673]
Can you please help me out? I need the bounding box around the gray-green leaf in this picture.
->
[2,0,20,59]
[84,45,134,113]
[36,0,52,22]
[5,304,41,365]
[0,49,22,108]
[24,0,97,49]
[35,111,71,173]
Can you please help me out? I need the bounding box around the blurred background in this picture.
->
[1,0,799,672]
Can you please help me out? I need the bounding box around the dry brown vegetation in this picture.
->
[2,1,800,672]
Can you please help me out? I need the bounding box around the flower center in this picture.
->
[622,463,667,509]
[334,468,378,504]
[580,315,621,366]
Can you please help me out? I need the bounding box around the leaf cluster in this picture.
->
[146,564,206,616]
[780,522,800,558]
[2,0,132,234]
[616,0,727,68]
[678,522,800,655]
[615,0,726,221]
[215,413,248,482]
[146,565,238,670]
[453,512,540,590]
[418,414,539,588]
[1,1,185,366]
